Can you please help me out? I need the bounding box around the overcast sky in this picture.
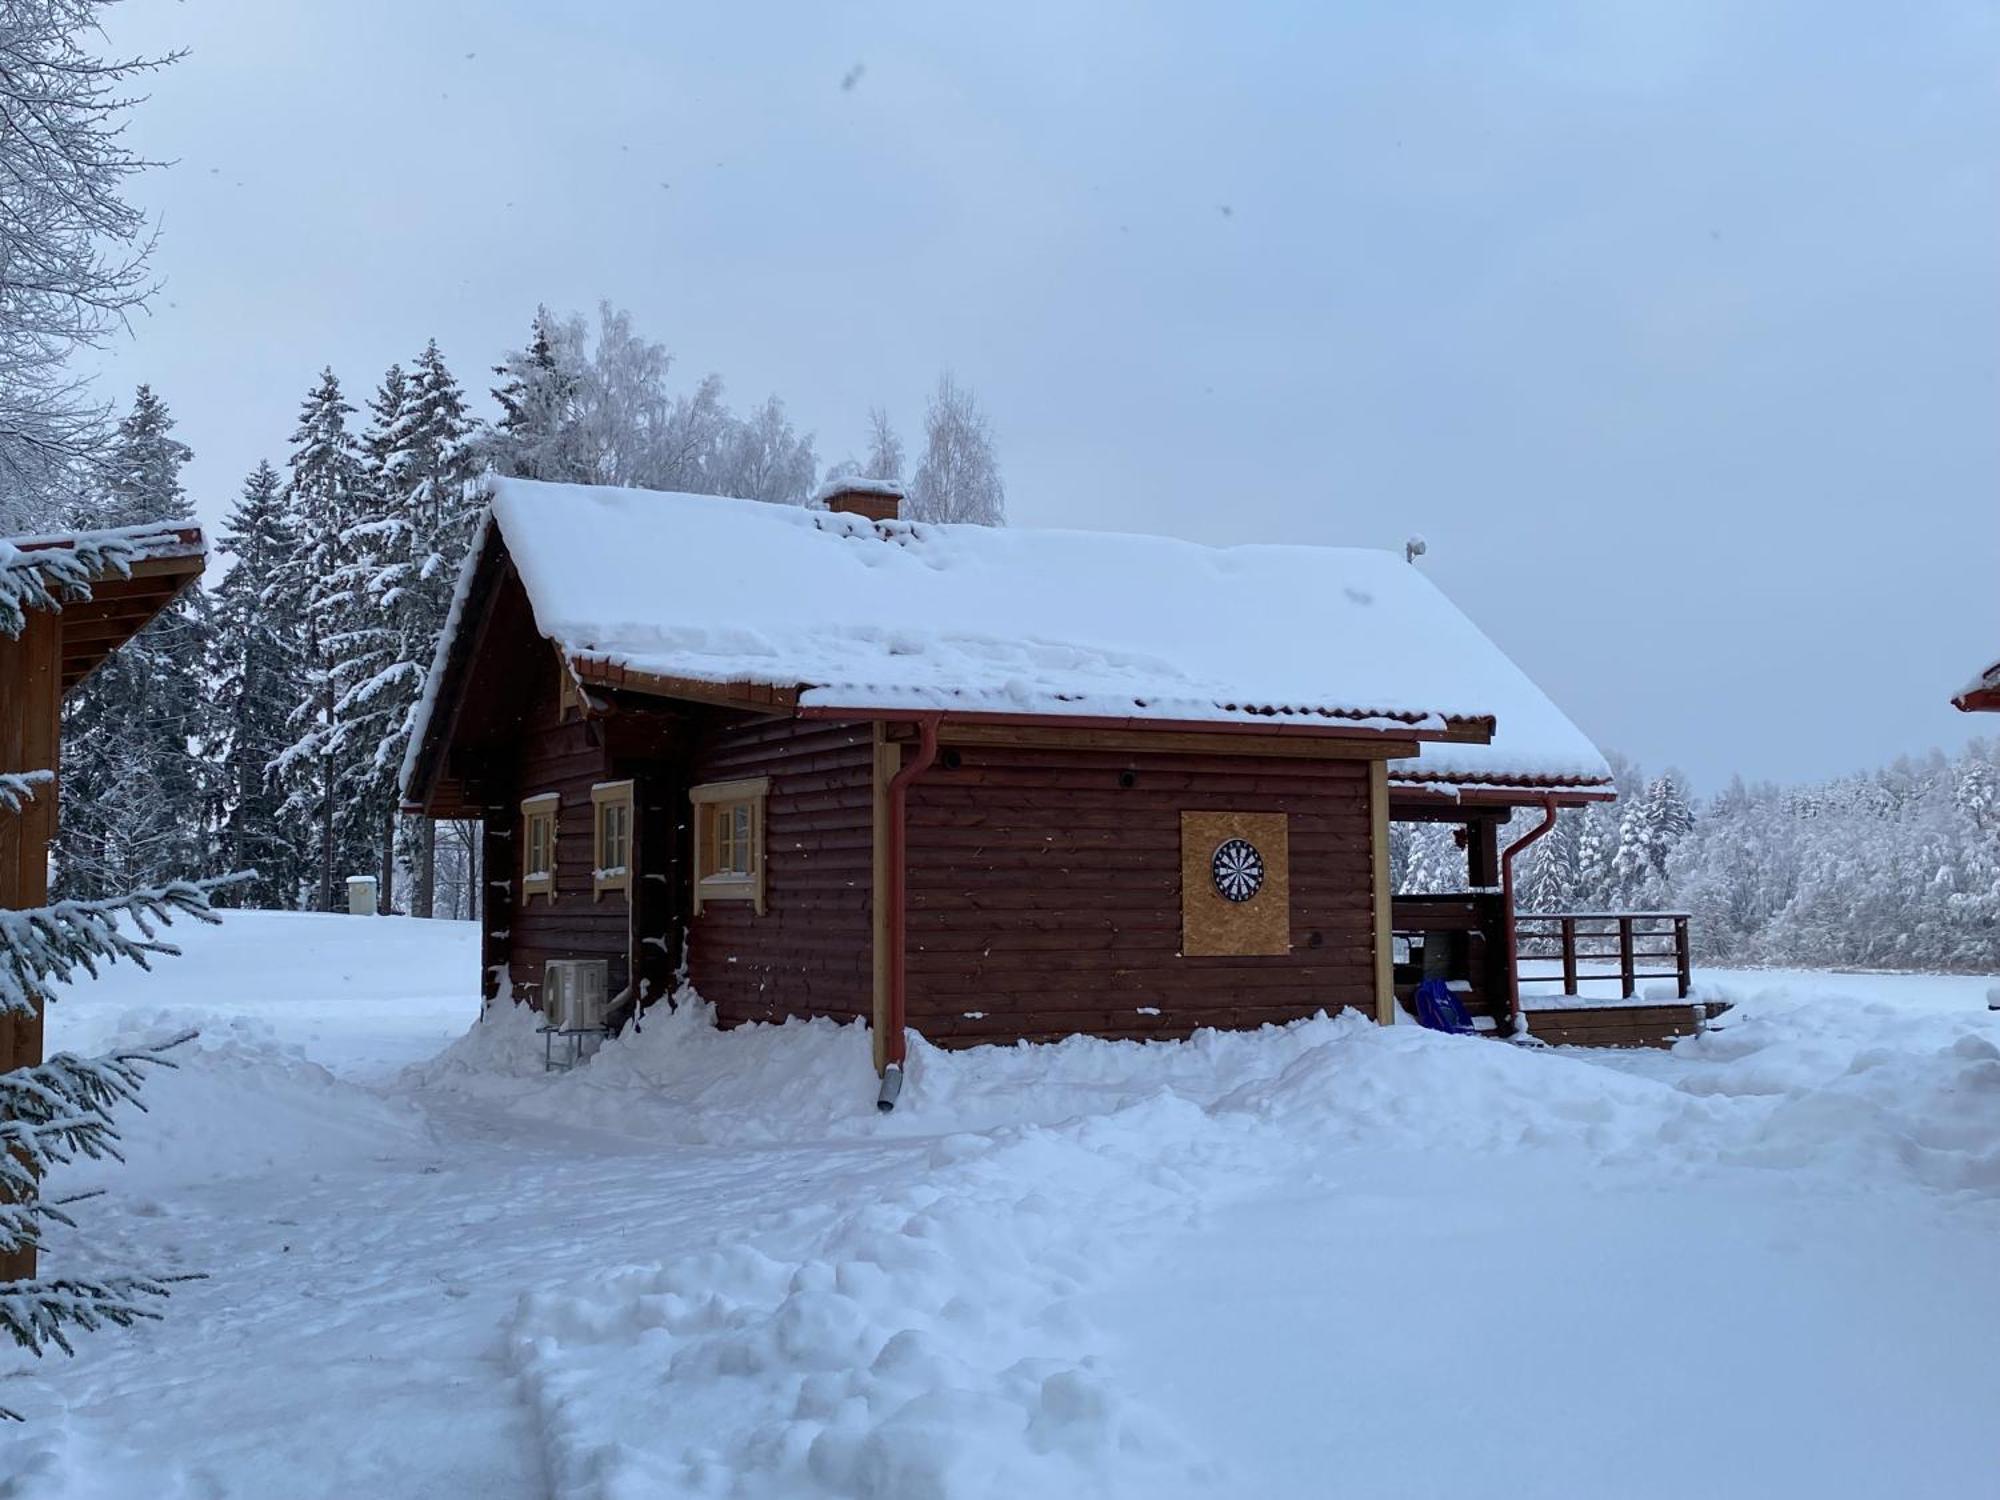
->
[86,0,1997,793]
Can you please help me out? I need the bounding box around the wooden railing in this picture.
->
[1514,912,1692,1000]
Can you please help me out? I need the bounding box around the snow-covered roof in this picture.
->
[0,521,207,642]
[407,478,1612,795]
[0,520,206,589]
[810,475,905,505]
[1954,659,2000,713]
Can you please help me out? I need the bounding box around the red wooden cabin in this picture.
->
[403,478,1682,1093]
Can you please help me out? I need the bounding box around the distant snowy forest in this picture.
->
[1393,747,2000,971]
[35,304,1006,919]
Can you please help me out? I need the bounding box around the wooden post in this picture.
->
[1369,759,1395,1024]
[1674,915,1692,999]
[1619,915,1637,999]
[480,808,513,1007]
[414,818,436,919]
[1560,916,1578,998]
[1466,816,1500,889]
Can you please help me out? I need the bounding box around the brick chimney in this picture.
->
[814,476,903,523]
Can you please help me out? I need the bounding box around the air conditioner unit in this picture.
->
[543,959,609,1031]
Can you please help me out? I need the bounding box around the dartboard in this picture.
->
[1211,838,1265,902]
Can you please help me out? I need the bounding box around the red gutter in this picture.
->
[882,713,942,1083]
[1500,796,1560,1037]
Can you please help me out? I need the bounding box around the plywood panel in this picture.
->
[1181,811,1290,957]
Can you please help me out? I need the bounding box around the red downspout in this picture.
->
[1500,796,1560,1038]
[883,714,942,1081]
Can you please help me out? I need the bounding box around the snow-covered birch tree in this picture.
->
[908,373,1005,525]
[485,303,819,503]
[0,2,182,532]
[863,406,904,484]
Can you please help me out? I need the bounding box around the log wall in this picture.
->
[904,744,1380,1046]
[685,718,876,1027]
[494,682,628,1010]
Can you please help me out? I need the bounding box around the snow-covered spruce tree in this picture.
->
[0,5,180,533]
[1516,807,1581,913]
[333,347,482,915]
[53,387,211,899]
[1391,821,1466,895]
[270,369,375,912]
[316,362,417,913]
[487,306,589,483]
[1611,771,1693,904]
[907,372,1005,525]
[381,342,480,916]
[207,462,309,908]
[1569,751,1639,909]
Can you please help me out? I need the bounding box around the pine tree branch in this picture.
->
[0,527,139,635]
[0,769,52,813]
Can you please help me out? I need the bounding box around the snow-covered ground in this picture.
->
[5,914,1997,1498]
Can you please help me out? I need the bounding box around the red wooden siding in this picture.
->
[903,745,1379,1046]
[686,718,876,1028]
[499,684,629,1010]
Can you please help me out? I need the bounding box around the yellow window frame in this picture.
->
[689,776,770,914]
[521,792,560,902]
[592,780,635,900]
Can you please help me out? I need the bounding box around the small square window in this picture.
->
[521,793,560,902]
[592,781,635,900]
[689,777,770,914]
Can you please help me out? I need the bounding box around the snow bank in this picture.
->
[1608,978,2000,1197]
[49,1009,432,1196]
[44,909,481,1083]
[411,994,1681,1151]
[416,976,2000,1200]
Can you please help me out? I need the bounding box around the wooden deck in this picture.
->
[1393,896,1725,1049]
[1522,998,1730,1049]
